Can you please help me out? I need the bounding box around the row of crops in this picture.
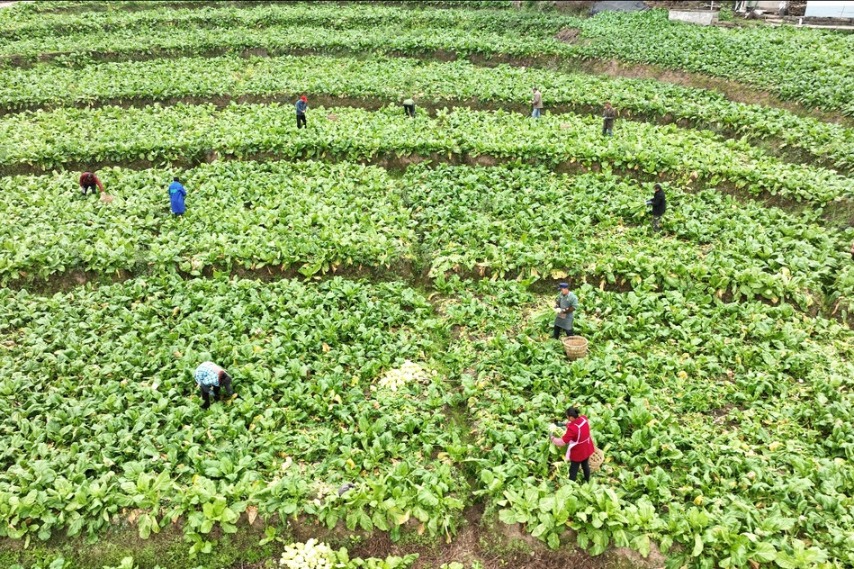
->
[3,161,852,312]
[2,105,852,208]
[2,275,853,568]
[1,55,852,173]
[1,2,852,114]
[2,1,853,569]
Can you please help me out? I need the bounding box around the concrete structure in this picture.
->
[668,9,719,25]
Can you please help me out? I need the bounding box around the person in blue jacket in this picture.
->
[169,177,186,215]
[295,94,308,129]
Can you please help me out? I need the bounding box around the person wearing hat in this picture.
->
[194,359,236,409]
[551,407,596,483]
[403,96,416,118]
[168,176,186,216]
[553,282,579,338]
[295,94,308,129]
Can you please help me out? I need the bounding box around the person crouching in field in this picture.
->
[79,171,105,196]
[403,96,416,118]
[194,360,235,409]
[551,407,596,483]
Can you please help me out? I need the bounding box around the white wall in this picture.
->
[805,1,854,17]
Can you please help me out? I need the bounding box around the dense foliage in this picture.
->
[2,104,851,207]
[0,277,467,552]
[436,278,854,568]
[1,2,853,568]
[2,276,852,567]
[2,55,851,172]
[1,3,851,114]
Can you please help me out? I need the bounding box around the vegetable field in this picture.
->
[0,2,852,569]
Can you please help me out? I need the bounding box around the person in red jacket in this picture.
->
[79,171,105,196]
[551,407,596,483]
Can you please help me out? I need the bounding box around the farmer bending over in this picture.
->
[194,360,235,409]
[168,177,186,216]
[79,171,105,196]
[403,96,416,118]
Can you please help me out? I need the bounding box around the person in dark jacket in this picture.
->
[602,101,616,136]
[295,95,308,129]
[194,360,236,409]
[168,177,186,216]
[647,183,666,232]
[551,407,596,483]
[403,96,416,118]
[79,171,105,196]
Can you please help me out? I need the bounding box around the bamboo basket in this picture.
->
[589,448,605,473]
[561,336,588,361]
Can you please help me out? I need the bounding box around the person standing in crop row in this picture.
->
[295,95,308,129]
[551,407,596,483]
[531,87,543,118]
[553,282,579,338]
[602,101,616,136]
[647,183,666,232]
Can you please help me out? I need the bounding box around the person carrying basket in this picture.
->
[551,407,596,483]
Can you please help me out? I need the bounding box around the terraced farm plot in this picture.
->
[1,2,853,569]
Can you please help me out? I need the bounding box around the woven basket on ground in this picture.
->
[562,336,588,360]
[589,448,605,473]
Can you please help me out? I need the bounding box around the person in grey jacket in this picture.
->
[531,87,543,118]
[553,282,579,338]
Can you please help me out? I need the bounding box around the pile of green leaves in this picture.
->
[2,104,851,206]
[2,55,851,172]
[0,276,467,551]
